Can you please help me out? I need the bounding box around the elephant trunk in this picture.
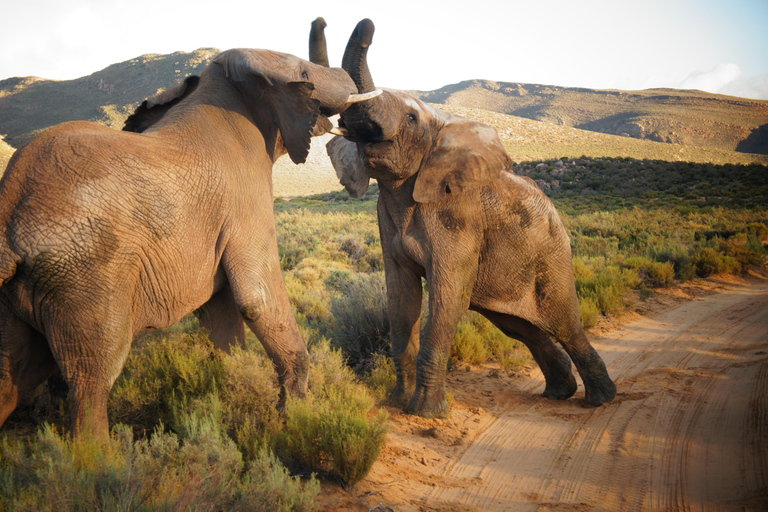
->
[309,17,330,67]
[342,18,376,94]
[339,18,395,142]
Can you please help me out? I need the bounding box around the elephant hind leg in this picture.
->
[558,328,616,406]
[0,307,59,429]
[45,312,134,440]
[477,309,577,401]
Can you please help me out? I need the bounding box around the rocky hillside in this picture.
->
[412,80,768,155]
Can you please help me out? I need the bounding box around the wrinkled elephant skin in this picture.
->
[0,35,362,439]
[327,19,616,418]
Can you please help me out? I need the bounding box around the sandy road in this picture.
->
[420,275,768,512]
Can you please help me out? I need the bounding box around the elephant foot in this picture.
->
[388,375,415,407]
[542,371,578,401]
[583,374,617,407]
[405,385,449,419]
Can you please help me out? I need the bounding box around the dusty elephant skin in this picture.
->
[0,21,372,439]
[327,20,616,418]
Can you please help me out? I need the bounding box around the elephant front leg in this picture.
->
[406,267,475,419]
[384,260,423,407]
[224,245,309,408]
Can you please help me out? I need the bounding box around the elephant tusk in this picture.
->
[345,89,383,104]
[329,126,350,136]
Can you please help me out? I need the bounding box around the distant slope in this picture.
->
[437,104,767,166]
[413,80,768,155]
[0,48,218,148]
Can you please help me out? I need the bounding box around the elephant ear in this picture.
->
[216,49,320,164]
[123,75,200,133]
[326,136,370,198]
[413,120,512,203]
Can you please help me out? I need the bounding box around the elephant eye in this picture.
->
[301,70,309,81]
[406,113,417,124]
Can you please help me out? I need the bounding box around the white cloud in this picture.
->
[680,63,742,93]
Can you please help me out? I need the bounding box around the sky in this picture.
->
[1,0,767,99]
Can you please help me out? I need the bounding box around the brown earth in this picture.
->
[319,269,768,512]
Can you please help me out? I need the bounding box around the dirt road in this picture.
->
[327,272,768,511]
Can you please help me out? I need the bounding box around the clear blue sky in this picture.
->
[1,0,767,99]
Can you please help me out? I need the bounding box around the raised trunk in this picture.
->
[339,18,392,142]
[341,18,376,94]
[309,17,329,67]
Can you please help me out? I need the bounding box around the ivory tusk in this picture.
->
[345,89,383,104]
[329,126,350,136]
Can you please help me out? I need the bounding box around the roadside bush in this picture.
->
[276,340,388,488]
[578,296,601,329]
[451,312,532,370]
[692,247,740,277]
[109,329,227,433]
[0,421,320,512]
[361,352,397,402]
[328,272,390,370]
[622,256,675,287]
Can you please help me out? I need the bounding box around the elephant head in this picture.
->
[327,19,512,202]
[125,30,379,165]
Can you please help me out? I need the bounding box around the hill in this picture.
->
[412,80,768,155]
[2,49,767,196]
[0,48,218,148]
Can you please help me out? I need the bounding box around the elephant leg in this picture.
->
[379,207,422,406]
[383,261,423,407]
[556,326,616,406]
[45,304,133,440]
[477,309,577,400]
[223,243,309,409]
[194,283,246,352]
[0,302,58,428]
[406,260,476,419]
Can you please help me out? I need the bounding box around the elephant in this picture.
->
[0,20,379,439]
[325,19,616,418]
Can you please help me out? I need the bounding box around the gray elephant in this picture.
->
[326,20,616,418]
[0,22,377,439]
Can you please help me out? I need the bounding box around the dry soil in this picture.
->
[319,269,768,512]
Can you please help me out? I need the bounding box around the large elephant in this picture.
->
[0,21,377,439]
[326,20,616,418]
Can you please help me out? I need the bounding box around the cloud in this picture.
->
[678,64,768,100]
[680,63,742,93]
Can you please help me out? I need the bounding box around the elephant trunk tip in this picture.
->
[309,17,330,67]
[354,18,375,47]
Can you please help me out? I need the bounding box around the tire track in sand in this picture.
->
[426,276,768,511]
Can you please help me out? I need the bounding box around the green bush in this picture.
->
[328,272,390,370]
[276,340,388,488]
[362,352,397,402]
[0,421,320,512]
[109,329,227,432]
[622,256,675,287]
[450,312,531,370]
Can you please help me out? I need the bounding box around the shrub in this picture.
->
[0,421,320,512]
[450,312,532,370]
[109,329,227,433]
[328,272,390,370]
[623,256,675,287]
[361,352,397,402]
[451,321,489,364]
[579,296,601,329]
[276,340,388,488]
